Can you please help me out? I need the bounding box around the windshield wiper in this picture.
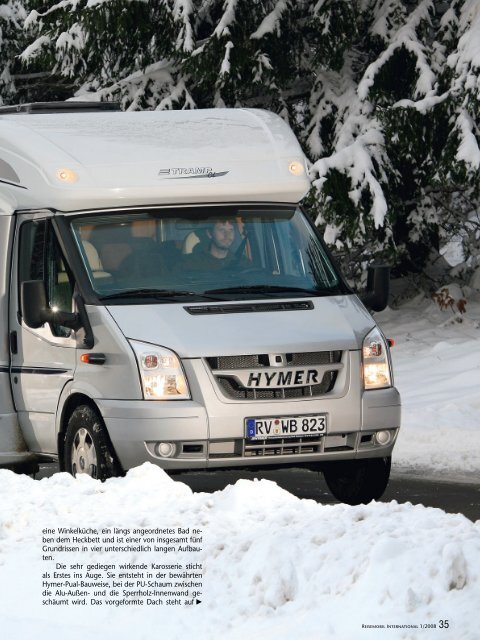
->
[204,285,323,296]
[99,288,223,301]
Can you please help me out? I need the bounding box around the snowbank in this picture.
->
[376,293,480,478]
[1,289,479,639]
[1,464,479,639]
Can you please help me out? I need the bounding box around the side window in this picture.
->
[18,219,45,283]
[18,220,75,338]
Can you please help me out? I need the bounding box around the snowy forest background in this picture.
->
[1,0,480,293]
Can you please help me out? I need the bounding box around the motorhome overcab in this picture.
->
[0,103,400,505]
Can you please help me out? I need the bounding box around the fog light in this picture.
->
[375,430,391,445]
[156,442,176,458]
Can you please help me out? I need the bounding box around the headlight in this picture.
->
[129,340,190,400]
[362,327,392,390]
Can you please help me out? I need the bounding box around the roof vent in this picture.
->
[0,101,121,114]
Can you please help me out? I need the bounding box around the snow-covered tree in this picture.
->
[308,0,480,282]
[18,0,480,284]
[0,1,27,105]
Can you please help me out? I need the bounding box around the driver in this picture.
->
[184,219,248,271]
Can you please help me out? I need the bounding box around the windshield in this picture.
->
[70,206,346,302]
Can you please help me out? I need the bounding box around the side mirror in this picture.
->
[360,265,390,312]
[21,280,82,332]
[22,280,56,329]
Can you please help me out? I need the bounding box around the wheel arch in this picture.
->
[57,393,105,472]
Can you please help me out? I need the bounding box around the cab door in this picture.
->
[9,213,77,454]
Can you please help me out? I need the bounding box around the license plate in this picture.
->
[246,415,327,440]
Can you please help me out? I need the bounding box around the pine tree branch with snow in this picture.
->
[1,0,479,286]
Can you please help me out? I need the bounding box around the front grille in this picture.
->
[207,350,343,401]
[209,354,269,370]
[244,436,324,457]
[216,373,337,400]
[207,433,356,459]
[207,351,341,371]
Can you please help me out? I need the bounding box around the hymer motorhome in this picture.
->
[0,102,400,504]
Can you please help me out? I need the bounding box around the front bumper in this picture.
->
[97,385,401,471]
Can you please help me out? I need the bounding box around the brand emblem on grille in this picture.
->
[268,354,286,367]
[242,367,322,388]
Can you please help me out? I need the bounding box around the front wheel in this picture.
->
[64,405,120,481]
[323,457,391,505]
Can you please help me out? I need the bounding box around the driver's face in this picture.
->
[210,221,235,251]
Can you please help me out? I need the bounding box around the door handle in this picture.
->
[9,331,18,354]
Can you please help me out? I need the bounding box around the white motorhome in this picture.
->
[0,102,400,504]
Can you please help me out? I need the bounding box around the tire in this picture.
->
[64,405,120,481]
[323,457,391,505]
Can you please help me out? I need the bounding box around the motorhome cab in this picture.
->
[0,102,400,505]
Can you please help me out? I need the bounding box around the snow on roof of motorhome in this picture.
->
[0,109,310,211]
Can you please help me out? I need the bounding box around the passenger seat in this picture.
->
[82,240,111,280]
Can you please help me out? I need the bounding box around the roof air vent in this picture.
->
[0,102,121,114]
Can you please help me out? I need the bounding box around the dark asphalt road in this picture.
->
[174,468,480,522]
[35,463,480,522]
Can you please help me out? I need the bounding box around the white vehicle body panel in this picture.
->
[0,109,309,211]
[106,296,375,358]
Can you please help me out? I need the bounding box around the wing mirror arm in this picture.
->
[359,265,390,312]
[74,292,94,349]
[21,280,94,348]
